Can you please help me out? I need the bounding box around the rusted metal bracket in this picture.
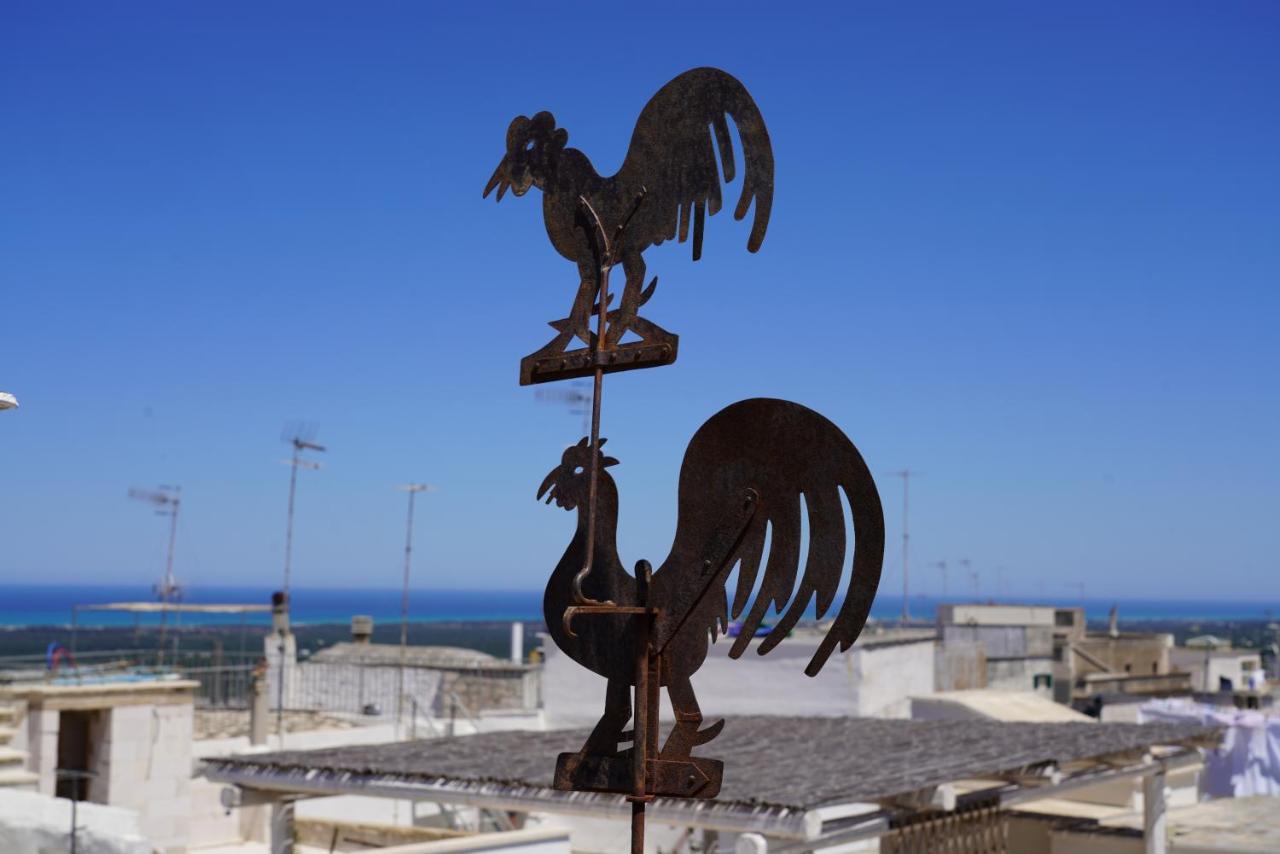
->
[554,751,724,799]
[521,335,677,386]
[561,604,651,638]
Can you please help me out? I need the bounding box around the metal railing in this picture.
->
[183,664,259,709]
[1,648,540,722]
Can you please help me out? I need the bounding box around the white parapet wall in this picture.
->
[0,788,152,854]
[541,628,936,724]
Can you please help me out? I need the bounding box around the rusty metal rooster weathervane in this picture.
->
[485,66,774,386]
[485,67,885,852]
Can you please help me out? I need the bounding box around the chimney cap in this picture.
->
[351,615,374,643]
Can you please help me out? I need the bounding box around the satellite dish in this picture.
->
[0,392,18,411]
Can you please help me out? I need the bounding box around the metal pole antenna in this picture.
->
[278,444,299,745]
[283,443,300,597]
[396,483,435,740]
[902,473,909,622]
[277,432,325,744]
[164,489,180,595]
[160,488,181,664]
[128,485,182,666]
[888,470,918,623]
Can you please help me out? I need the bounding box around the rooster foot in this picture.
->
[519,302,678,385]
[659,717,725,761]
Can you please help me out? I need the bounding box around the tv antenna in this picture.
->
[535,381,593,438]
[128,484,182,663]
[395,482,437,740]
[931,559,948,600]
[956,557,975,599]
[280,423,326,598]
[887,469,920,623]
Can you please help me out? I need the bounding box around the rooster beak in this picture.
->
[536,467,558,504]
[483,157,510,201]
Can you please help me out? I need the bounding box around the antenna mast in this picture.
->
[128,485,182,664]
[277,424,325,744]
[888,470,919,623]
[396,482,436,741]
[535,380,593,437]
[281,426,326,598]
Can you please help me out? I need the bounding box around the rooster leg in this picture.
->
[565,270,598,348]
[580,678,632,756]
[605,252,646,346]
[659,674,725,760]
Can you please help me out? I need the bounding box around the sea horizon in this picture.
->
[0,583,1276,629]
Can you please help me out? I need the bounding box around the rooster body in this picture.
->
[538,399,885,758]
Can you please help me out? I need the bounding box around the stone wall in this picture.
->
[935,640,987,691]
[1072,634,1172,679]
[103,701,193,853]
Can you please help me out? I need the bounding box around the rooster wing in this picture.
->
[613,67,774,260]
[650,398,884,677]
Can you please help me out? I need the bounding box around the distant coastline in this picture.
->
[0,583,1276,630]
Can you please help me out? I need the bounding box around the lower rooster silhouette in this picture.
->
[539,398,884,766]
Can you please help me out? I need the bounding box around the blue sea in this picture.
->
[0,584,1276,629]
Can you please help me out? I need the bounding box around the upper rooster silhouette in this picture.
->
[538,399,884,763]
[484,67,774,347]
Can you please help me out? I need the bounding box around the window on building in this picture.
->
[1033,673,1053,689]
[1124,663,1132,673]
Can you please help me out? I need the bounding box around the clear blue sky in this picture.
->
[2,2,1276,601]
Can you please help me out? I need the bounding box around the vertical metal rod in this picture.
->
[398,487,418,738]
[631,562,653,854]
[571,198,613,606]
[283,443,300,597]
[901,470,909,623]
[157,492,180,667]
[69,778,78,854]
[631,800,645,854]
[163,489,180,593]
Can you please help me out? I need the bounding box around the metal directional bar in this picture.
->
[653,489,758,653]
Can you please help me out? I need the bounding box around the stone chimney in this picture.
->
[271,591,290,636]
[351,615,374,645]
[511,622,524,664]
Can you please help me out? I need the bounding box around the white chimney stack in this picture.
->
[511,622,524,664]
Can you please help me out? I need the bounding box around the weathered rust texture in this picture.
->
[539,398,886,797]
[484,67,774,385]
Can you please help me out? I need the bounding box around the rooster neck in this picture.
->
[547,471,626,601]
[571,471,619,550]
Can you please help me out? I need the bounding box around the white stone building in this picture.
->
[1,677,196,852]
